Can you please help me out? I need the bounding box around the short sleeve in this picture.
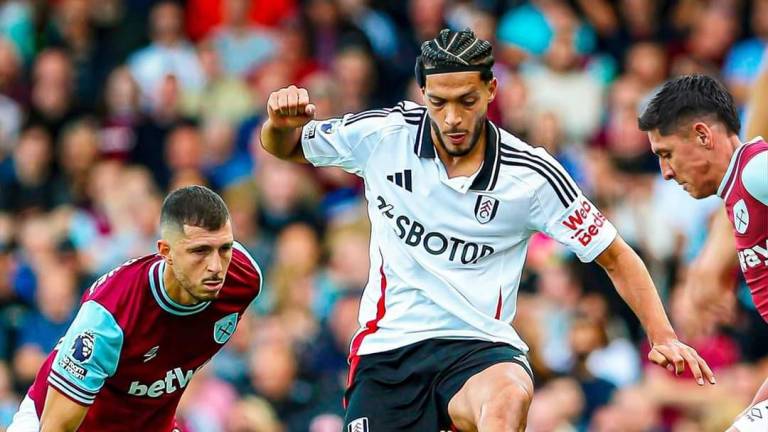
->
[743,150,768,205]
[232,241,263,298]
[49,301,124,406]
[300,114,382,175]
[526,150,617,262]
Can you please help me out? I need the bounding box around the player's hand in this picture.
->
[266,85,316,130]
[648,338,716,386]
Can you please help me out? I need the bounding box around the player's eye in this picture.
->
[462,99,476,107]
[430,99,445,107]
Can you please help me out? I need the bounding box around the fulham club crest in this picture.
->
[474,195,499,224]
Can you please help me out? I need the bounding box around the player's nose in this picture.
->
[444,105,461,127]
[207,255,223,273]
[659,159,675,180]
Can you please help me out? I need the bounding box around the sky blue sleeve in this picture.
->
[48,301,123,405]
[743,151,768,206]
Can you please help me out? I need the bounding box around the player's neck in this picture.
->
[434,128,487,178]
[163,265,202,306]
[714,135,744,186]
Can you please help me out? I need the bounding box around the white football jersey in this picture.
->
[300,101,618,358]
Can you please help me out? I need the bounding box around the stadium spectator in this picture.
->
[128,1,204,106]
[209,0,277,78]
[181,40,254,124]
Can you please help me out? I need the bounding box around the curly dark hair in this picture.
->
[416,28,494,86]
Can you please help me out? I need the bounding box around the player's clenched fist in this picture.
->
[266,85,316,130]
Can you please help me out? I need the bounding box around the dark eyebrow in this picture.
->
[425,90,479,101]
[187,242,233,251]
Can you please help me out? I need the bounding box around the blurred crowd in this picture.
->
[0,0,767,431]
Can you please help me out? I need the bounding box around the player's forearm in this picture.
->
[40,421,80,432]
[40,387,89,432]
[40,411,84,432]
[695,208,737,273]
[596,238,676,343]
[259,119,303,160]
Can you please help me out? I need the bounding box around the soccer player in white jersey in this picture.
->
[261,28,715,432]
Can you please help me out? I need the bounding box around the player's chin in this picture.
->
[445,143,473,157]
[197,286,223,300]
[687,187,710,199]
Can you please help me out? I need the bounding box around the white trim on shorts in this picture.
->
[732,400,768,432]
[7,395,40,432]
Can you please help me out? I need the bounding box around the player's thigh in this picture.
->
[730,400,768,432]
[447,361,534,431]
[7,395,40,432]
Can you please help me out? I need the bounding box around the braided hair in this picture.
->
[420,28,494,72]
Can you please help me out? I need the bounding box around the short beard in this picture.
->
[432,117,485,157]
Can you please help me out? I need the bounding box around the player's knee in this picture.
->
[480,382,532,421]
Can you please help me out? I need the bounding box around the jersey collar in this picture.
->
[413,114,502,192]
[148,259,211,316]
[716,136,763,198]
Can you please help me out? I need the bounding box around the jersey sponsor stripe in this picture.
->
[722,144,751,200]
[49,369,98,398]
[414,114,430,156]
[48,380,94,406]
[487,123,502,191]
[346,106,425,121]
[345,111,419,126]
[500,144,579,199]
[344,108,426,126]
[232,241,263,298]
[345,109,388,123]
[494,288,503,320]
[344,251,389,407]
[149,261,210,316]
[48,373,96,405]
[499,157,573,207]
[347,252,389,360]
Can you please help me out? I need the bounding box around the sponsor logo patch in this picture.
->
[58,356,87,380]
[474,195,499,224]
[733,199,750,234]
[347,417,368,432]
[71,331,95,362]
[320,119,340,134]
[213,313,238,344]
[303,122,317,140]
[561,199,608,247]
[737,238,768,272]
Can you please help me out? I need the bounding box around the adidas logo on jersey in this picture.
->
[127,367,194,398]
[738,238,768,272]
[386,170,412,192]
